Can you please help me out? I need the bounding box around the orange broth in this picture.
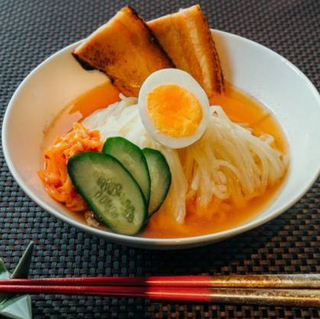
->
[42,81,287,238]
[42,81,121,148]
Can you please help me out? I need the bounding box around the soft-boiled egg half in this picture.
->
[138,69,210,149]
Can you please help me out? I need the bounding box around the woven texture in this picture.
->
[1,0,320,318]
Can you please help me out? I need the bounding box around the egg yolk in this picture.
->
[146,84,203,137]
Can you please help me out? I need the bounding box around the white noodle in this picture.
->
[83,97,288,223]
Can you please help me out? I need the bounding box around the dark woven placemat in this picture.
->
[1,0,320,317]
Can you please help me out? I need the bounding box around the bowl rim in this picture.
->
[3,30,320,247]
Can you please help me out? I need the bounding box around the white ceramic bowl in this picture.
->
[3,30,320,249]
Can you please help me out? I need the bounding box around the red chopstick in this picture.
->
[0,284,320,306]
[2,274,320,288]
[0,276,210,287]
[1,275,320,306]
[0,285,210,302]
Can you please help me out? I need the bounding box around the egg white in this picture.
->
[138,69,210,149]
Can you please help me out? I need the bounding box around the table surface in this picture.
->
[1,0,320,318]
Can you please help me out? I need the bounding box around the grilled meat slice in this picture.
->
[148,5,224,98]
[73,6,174,97]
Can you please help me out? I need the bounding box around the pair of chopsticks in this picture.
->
[1,274,320,306]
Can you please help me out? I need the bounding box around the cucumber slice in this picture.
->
[103,137,151,204]
[143,148,171,215]
[67,152,147,235]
